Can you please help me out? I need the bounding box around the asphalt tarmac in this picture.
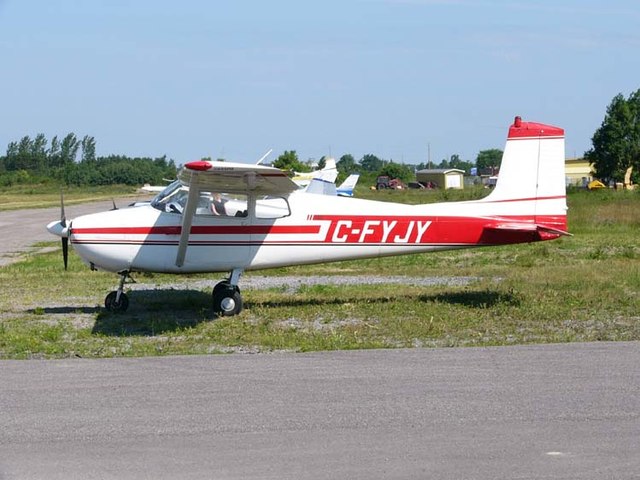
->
[1,342,639,479]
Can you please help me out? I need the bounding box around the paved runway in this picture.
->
[1,342,639,479]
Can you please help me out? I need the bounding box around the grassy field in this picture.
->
[0,184,142,211]
[0,187,638,358]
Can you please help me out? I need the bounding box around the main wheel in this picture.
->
[212,281,240,296]
[105,291,129,312]
[212,287,243,317]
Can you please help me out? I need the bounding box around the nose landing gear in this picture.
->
[104,272,134,313]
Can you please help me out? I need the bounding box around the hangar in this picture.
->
[416,168,465,189]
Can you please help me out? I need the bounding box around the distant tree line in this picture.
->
[272,148,504,188]
[335,150,501,185]
[0,133,177,187]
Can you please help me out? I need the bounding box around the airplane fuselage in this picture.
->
[69,190,565,274]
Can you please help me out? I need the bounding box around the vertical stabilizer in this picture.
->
[480,116,568,232]
[487,116,565,202]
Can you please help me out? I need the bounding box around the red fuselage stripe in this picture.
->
[70,214,567,247]
[72,225,321,235]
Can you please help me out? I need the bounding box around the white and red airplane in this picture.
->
[47,116,569,316]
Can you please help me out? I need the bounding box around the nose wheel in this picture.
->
[105,290,129,312]
[105,272,133,313]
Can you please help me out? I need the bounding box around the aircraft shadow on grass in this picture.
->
[419,289,522,308]
[90,287,520,337]
[38,306,102,315]
[253,288,520,310]
[92,289,212,336]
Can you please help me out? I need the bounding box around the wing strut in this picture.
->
[175,175,201,267]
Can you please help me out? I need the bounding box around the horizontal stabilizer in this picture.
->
[485,223,572,236]
[535,225,572,237]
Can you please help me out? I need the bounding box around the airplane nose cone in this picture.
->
[47,220,69,238]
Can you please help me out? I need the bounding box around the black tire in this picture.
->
[105,291,129,312]
[212,281,240,296]
[212,287,243,317]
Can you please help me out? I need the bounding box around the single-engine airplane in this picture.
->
[47,116,570,316]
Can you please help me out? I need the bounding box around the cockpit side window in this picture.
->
[255,196,290,219]
[194,192,247,217]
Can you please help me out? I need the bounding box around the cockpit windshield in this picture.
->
[150,181,250,217]
[150,180,189,214]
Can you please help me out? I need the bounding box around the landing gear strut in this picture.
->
[212,269,244,316]
[105,272,133,313]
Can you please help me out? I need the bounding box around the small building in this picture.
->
[416,168,465,189]
[565,158,594,187]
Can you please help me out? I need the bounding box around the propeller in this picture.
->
[60,191,68,270]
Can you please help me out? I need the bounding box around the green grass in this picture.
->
[0,188,639,358]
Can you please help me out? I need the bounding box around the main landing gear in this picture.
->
[212,269,244,317]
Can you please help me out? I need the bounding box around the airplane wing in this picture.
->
[178,160,299,196]
[174,160,299,267]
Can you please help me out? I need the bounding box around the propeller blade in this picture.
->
[60,190,68,269]
[62,237,68,270]
[60,190,67,228]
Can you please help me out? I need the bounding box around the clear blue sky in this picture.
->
[1,0,639,165]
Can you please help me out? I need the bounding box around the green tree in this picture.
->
[273,150,310,172]
[31,133,48,171]
[359,154,384,172]
[81,135,96,163]
[448,154,474,173]
[337,154,358,175]
[378,162,414,182]
[475,149,503,172]
[12,136,34,171]
[585,90,640,182]
[48,136,61,168]
[60,133,79,166]
[4,141,18,171]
